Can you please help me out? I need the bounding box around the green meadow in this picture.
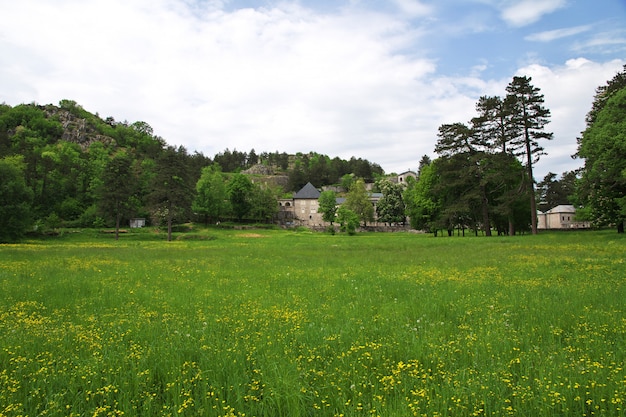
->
[1,229,625,417]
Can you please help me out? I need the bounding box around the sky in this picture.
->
[1,0,625,179]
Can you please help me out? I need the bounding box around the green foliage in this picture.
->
[192,164,228,224]
[336,205,360,234]
[227,173,254,221]
[375,179,405,224]
[344,178,374,226]
[248,185,279,223]
[427,75,550,236]
[0,156,34,242]
[577,85,626,232]
[340,173,355,190]
[404,163,439,231]
[318,190,338,224]
[505,76,553,234]
[536,171,577,212]
[98,150,139,239]
[148,147,194,240]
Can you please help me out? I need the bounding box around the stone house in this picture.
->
[537,205,590,229]
[292,182,323,227]
[395,170,417,186]
[282,182,387,228]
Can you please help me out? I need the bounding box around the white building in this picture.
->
[537,205,590,229]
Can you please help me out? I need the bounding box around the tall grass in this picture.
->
[1,229,625,416]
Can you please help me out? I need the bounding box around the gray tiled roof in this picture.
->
[294,182,321,199]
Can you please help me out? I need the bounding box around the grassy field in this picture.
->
[1,228,625,416]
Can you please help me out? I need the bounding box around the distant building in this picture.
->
[293,182,322,227]
[282,182,394,228]
[396,171,417,186]
[130,218,146,228]
[537,205,590,229]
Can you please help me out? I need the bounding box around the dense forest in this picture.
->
[0,99,383,240]
[1,68,625,242]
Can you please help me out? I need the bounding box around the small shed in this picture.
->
[130,218,146,228]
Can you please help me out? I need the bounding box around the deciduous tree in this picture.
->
[577,84,626,233]
[0,156,33,242]
[404,163,439,232]
[318,190,338,224]
[375,179,405,225]
[192,164,228,225]
[227,173,253,222]
[344,178,374,226]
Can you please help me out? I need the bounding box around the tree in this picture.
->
[148,146,193,241]
[344,178,374,226]
[318,190,338,224]
[417,155,431,177]
[482,152,529,235]
[337,206,360,235]
[473,95,519,154]
[249,184,279,223]
[584,65,626,127]
[431,153,482,236]
[227,173,253,221]
[192,164,228,225]
[404,163,439,232]
[577,86,626,233]
[98,150,138,240]
[0,156,34,242]
[536,171,576,212]
[375,179,405,225]
[506,76,553,234]
[435,122,493,236]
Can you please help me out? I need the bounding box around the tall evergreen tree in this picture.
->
[506,76,553,234]
[435,122,493,236]
[98,150,138,240]
[473,95,519,153]
[148,146,193,241]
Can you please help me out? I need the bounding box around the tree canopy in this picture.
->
[577,69,626,233]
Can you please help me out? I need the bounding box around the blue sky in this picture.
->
[1,0,625,179]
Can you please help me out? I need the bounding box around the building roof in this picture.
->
[546,204,576,214]
[294,182,321,199]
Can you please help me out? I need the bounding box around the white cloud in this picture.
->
[391,0,432,17]
[0,0,624,177]
[572,30,626,55]
[525,25,592,42]
[500,0,566,27]
[515,58,626,178]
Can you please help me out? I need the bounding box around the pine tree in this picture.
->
[506,76,553,234]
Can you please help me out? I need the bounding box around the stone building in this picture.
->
[537,205,590,229]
